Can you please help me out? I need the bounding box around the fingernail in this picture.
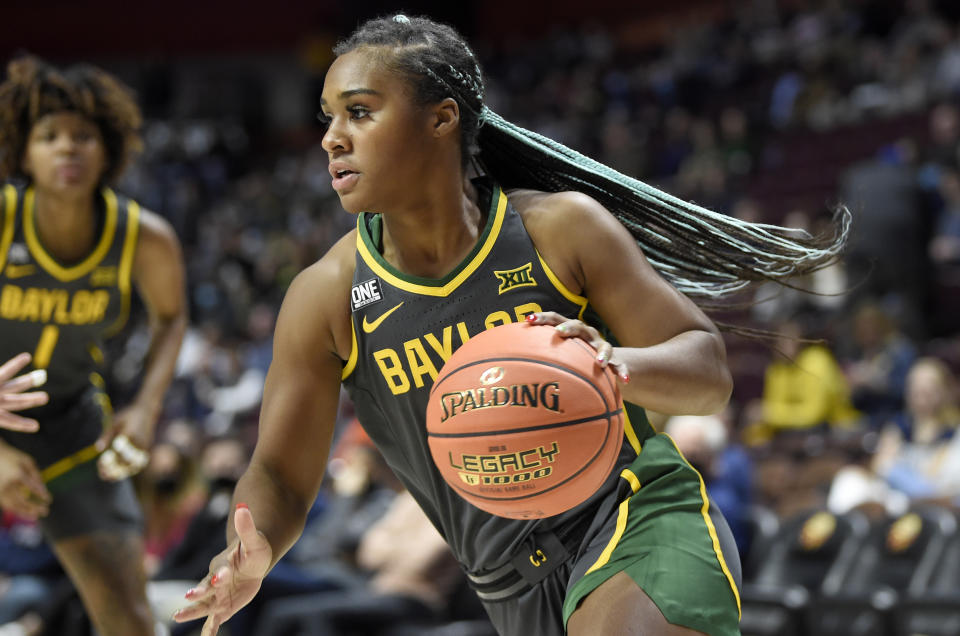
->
[525,313,538,323]
[236,503,249,510]
[620,371,630,383]
[172,609,181,619]
[556,324,568,333]
[596,353,608,365]
[185,587,197,598]
[210,574,219,585]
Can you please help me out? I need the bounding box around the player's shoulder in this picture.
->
[287,228,357,307]
[505,187,620,244]
[130,205,183,268]
[280,228,357,358]
[102,187,174,245]
[506,188,607,219]
[135,205,175,238]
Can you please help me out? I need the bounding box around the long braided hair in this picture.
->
[333,15,850,307]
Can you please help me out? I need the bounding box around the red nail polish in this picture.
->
[525,314,537,323]
[236,503,249,510]
[620,372,630,383]
[210,574,219,585]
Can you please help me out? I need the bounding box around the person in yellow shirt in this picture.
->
[760,316,861,432]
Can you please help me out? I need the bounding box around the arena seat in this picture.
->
[805,505,958,636]
[739,508,870,636]
[740,504,781,584]
[894,518,960,636]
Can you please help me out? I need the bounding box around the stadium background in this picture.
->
[3,1,960,634]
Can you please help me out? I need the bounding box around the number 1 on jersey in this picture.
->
[34,325,59,369]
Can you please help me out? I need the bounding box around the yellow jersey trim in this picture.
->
[88,346,105,365]
[41,443,100,482]
[23,187,118,282]
[0,184,16,271]
[341,317,359,380]
[623,406,642,455]
[584,467,642,575]
[105,199,140,336]
[663,433,742,617]
[355,189,508,297]
[536,252,587,320]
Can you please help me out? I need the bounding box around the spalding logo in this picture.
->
[439,382,560,422]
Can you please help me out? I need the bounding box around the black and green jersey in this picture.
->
[0,183,140,412]
[341,180,652,574]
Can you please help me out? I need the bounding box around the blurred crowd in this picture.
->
[4,1,960,634]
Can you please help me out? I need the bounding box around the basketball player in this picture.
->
[0,56,187,635]
[0,352,48,431]
[174,15,847,636]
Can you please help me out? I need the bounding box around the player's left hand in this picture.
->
[95,404,153,481]
[525,312,631,383]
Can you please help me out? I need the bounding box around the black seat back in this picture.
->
[753,508,869,593]
[838,506,957,596]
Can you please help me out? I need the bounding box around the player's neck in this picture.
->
[32,188,99,263]
[380,176,485,279]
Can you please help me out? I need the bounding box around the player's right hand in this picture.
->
[0,440,51,518]
[0,353,48,432]
[172,504,273,636]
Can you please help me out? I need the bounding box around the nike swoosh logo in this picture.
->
[362,302,404,333]
[4,264,36,278]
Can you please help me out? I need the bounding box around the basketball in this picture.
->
[425,322,623,519]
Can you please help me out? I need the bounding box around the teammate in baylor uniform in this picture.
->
[0,56,187,635]
[176,15,848,636]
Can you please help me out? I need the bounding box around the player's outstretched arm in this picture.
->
[172,237,354,635]
[0,353,48,432]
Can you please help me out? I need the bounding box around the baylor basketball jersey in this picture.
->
[0,183,140,412]
[342,179,652,573]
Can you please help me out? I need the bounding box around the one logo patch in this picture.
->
[351,278,383,311]
[494,263,536,294]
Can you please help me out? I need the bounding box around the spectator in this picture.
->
[0,512,63,628]
[842,300,919,430]
[752,314,861,437]
[139,441,205,577]
[929,166,960,264]
[829,356,960,513]
[840,144,930,338]
[872,357,960,502]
